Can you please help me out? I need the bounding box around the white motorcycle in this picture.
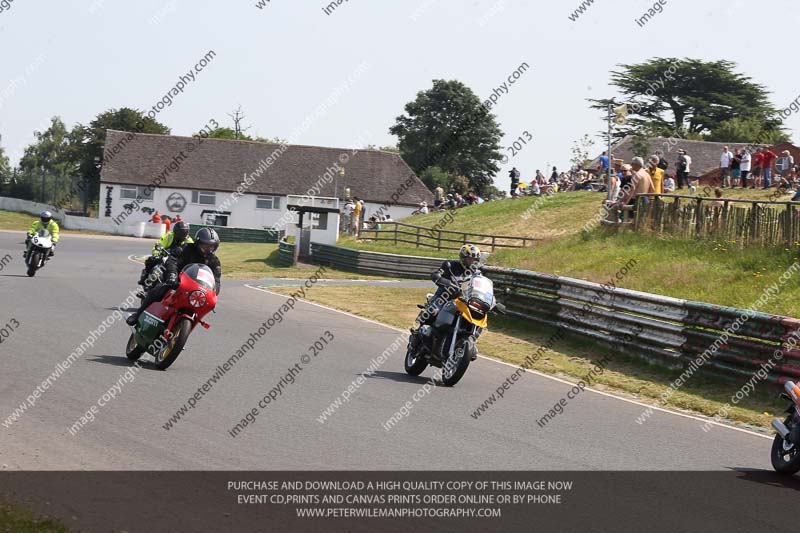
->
[25,229,53,277]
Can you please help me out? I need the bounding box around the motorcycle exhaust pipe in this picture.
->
[772,418,790,439]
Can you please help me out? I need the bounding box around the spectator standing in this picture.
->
[731,149,742,188]
[163,216,172,232]
[550,166,558,183]
[777,150,795,179]
[719,146,734,188]
[352,196,363,236]
[434,186,444,208]
[597,151,610,176]
[151,211,162,224]
[647,155,664,194]
[535,169,545,185]
[762,147,777,188]
[751,148,764,188]
[509,167,521,197]
[174,214,183,223]
[619,157,655,221]
[739,149,752,189]
[342,198,355,233]
[676,150,689,189]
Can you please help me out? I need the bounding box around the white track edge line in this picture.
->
[243,284,772,441]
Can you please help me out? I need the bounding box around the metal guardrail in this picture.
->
[484,265,800,384]
[310,243,442,279]
[307,243,800,383]
[278,238,296,267]
[189,224,279,243]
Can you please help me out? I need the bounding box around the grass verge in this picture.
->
[0,499,72,532]
[268,285,783,431]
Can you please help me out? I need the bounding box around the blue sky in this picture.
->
[1,0,798,188]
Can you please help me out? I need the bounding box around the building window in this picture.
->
[310,212,328,230]
[120,185,153,201]
[256,195,281,210]
[191,190,217,205]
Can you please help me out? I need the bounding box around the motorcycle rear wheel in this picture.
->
[771,433,800,474]
[26,252,40,277]
[404,334,428,376]
[125,332,145,361]
[154,318,191,370]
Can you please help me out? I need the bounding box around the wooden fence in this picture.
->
[633,194,800,247]
[357,221,535,252]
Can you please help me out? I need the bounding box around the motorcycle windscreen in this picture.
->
[468,276,494,307]
[182,263,216,291]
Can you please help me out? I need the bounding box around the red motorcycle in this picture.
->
[126,263,217,370]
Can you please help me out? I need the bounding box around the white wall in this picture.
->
[0,196,164,238]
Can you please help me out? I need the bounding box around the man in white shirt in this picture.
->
[342,199,355,234]
[739,149,752,189]
[720,146,734,188]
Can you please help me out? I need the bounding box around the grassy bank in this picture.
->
[343,189,800,317]
[268,284,783,430]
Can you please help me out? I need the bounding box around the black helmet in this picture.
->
[40,211,52,224]
[194,227,220,258]
[173,221,190,242]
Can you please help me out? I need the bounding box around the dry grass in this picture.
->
[268,285,783,430]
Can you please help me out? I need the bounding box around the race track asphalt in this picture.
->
[0,231,775,471]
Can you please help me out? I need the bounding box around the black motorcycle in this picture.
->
[405,273,505,386]
[771,381,800,474]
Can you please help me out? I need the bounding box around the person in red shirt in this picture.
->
[762,148,777,189]
[163,215,172,232]
[751,149,764,189]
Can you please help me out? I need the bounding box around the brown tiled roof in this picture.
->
[100,130,433,206]
[591,135,771,177]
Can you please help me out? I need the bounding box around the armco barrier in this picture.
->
[484,265,800,384]
[306,242,800,383]
[310,242,442,279]
[189,224,279,244]
[278,238,296,267]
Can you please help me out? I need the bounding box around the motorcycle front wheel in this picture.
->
[26,252,40,277]
[441,338,471,387]
[771,431,800,474]
[125,332,145,361]
[404,334,428,376]
[154,318,192,370]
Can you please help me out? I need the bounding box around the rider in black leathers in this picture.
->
[416,244,481,327]
[127,228,222,326]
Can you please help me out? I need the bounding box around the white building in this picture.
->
[99,130,433,243]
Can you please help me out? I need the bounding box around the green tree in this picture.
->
[570,134,596,170]
[18,117,77,205]
[418,165,451,190]
[591,58,785,141]
[70,107,170,212]
[706,116,789,144]
[208,127,250,140]
[389,79,504,194]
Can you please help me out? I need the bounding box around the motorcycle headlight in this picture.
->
[468,298,489,319]
[188,290,207,308]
